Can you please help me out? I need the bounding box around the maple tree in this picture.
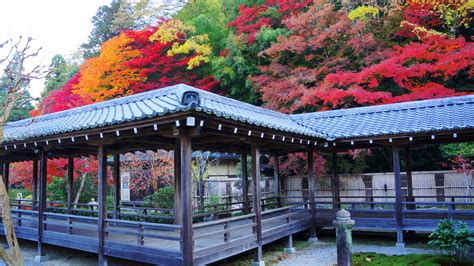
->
[29,0,473,181]
[252,2,387,112]
[31,73,87,116]
[74,33,143,103]
[252,1,473,112]
[123,150,174,199]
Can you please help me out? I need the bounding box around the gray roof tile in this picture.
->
[291,96,474,140]
[3,84,325,143]
[3,84,473,143]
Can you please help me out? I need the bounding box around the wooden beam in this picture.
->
[174,147,181,225]
[113,154,120,220]
[67,157,74,214]
[180,131,193,265]
[405,148,414,210]
[97,145,108,265]
[241,153,249,214]
[273,154,281,207]
[332,152,340,210]
[307,150,317,240]
[251,144,263,263]
[37,149,47,259]
[392,146,404,246]
[32,160,38,211]
[2,161,9,192]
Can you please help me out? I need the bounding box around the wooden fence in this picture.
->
[285,170,474,203]
[196,171,473,204]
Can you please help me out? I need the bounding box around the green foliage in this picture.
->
[441,143,474,159]
[8,188,30,199]
[428,219,471,257]
[47,176,67,202]
[42,55,79,98]
[81,0,159,58]
[176,0,230,54]
[74,174,99,203]
[144,186,175,209]
[0,52,33,121]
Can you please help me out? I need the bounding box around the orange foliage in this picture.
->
[73,33,144,103]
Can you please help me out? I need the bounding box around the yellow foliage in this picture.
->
[348,5,379,23]
[401,21,447,39]
[73,33,144,103]
[149,19,212,70]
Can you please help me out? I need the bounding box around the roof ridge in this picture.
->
[7,84,186,126]
[291,95,474,120]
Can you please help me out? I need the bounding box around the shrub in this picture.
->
[428,219,472,258]
[47,177,67,203]
[144,186,175,209]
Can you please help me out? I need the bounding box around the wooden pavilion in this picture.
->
[0,84,473,265]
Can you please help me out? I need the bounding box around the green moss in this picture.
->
[353,252,473,266]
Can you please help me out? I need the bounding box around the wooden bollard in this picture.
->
[333,209,355,266]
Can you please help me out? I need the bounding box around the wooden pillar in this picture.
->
[113,154,120,220]
[241,153,249,214]
[174,147,182,225]
[2,161,9,192]
[392,146,404,247]
[35,149,47,261]
[67,157,74,214]
[308,150,318,242]
[32,160,38,211]
[251,144,263,264]
[405,148,414,210]
[332,152,340,210]
[97,145,108,265]
[180,131,193,265]
[273,154,281,207]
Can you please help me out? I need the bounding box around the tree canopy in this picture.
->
[23,0,474,186]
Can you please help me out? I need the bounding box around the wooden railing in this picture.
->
[193,213,257,256]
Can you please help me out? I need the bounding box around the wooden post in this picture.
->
[273,154,281,207]
[180,131,193,265]
[174,147,182,225]
[97,145,108,265]
[405,148,414,210]
[251,144,263,265]
[2,161,9,192]
[392,146,405,247]
[32,160,38,211]
[35,149,47,262]
[332,152,340,210]
[113,154,120,220]
[284,234,296,254]
[67,157,74,214]
[308,150,318,243]
[241,153,249,214]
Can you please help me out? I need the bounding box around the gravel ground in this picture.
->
[277,241,436,266]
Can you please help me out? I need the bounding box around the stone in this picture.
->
[34,255,48,263]
[395,242,406,248]
[333,209,355,266]
[252,261,265,266]
[284,247,296,254]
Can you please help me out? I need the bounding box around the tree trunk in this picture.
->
[0,176,23,266]
[73,173,87,208]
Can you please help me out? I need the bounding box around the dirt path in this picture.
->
[277,241,436,266]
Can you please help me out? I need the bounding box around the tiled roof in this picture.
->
[291,96,474,141]
[4,84,473,144]
[3,84,324,143]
